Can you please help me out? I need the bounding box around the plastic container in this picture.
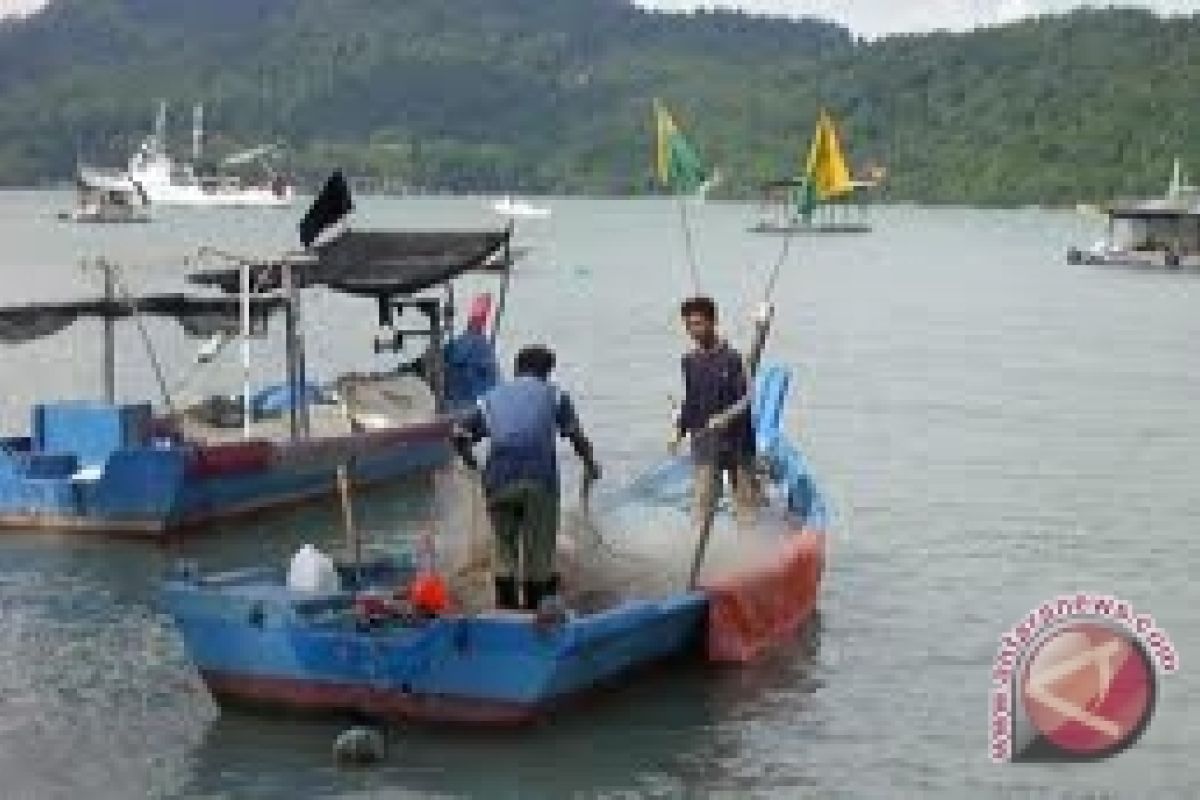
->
[287,544,340,593]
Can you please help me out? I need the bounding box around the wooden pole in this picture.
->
[240,263,251,440]
[336,464,360,571]
[102,260,115,404]
[688,501,715,590]
[283,260,299,440]
[428,299,447,412]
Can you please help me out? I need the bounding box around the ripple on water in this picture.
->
[0,571,216,799]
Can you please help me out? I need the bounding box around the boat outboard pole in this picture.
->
[294,276,310,437]
[240,262,251,440]
[336,464,361,579]
[101,260,116,404]
[297,171,354,436]
[282,259,300,440]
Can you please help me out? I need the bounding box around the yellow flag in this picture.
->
[804,110,853,200]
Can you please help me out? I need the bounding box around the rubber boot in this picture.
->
[521,579,542,612]
[524,579,564,612]
[494,577,519,610]
[530,576,567,627]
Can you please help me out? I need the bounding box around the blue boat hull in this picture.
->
[0,402,450,535]
[163,571,706,724]
[162,361,829,723]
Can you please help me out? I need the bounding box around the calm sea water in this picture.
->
[0,191,1195,798]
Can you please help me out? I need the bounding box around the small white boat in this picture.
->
[59,169,151,224]
[491,195,551,219]
[1067,158,1200,268]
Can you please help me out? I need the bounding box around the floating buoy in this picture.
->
[333,725,386,766]
[409,531,450,616]
[410,572,449,616]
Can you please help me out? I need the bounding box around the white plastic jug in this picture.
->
[287,544,339,593]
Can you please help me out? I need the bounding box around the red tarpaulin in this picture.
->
[702,526,825,663]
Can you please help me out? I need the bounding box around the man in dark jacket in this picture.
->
[670,295,755,524]
[455,345,601,611]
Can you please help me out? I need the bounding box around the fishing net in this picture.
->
[428,450,825,665]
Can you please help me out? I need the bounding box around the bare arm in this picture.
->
[558,393,601,478]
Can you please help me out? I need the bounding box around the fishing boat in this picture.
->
[0,192,517,533]
[1067,158,1200,269]
[750,110,880,235]
[491,195,551,219]
[81,102,294,209]
[58,169,151,224]
[161,363,826,723]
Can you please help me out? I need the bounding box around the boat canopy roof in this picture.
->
[1108,188,1200,219]
[0,294,285,344]
[1108,205,1200,220]
[188,227,513,297]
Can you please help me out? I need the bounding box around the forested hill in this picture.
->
[0,0,1197,205]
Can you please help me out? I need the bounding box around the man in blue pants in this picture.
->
[455,345,601,611]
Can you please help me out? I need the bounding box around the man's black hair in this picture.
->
[514,345,556,379]
[680,295,718,322]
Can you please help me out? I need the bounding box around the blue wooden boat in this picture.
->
[162,364,827,724]
[0,226,515,535]
[0,401,449,534]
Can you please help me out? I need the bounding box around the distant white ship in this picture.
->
[491,194,551,219]
[84,102,295,208]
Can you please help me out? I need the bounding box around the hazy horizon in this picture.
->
[2,0,1198,38]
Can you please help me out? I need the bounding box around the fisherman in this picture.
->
[455,344,601,612]
[669,295,756,524]
[443,295,500,411]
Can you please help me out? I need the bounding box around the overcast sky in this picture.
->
[0,0,42,17]
[637,1,1197,36]
[2,0,1197,36]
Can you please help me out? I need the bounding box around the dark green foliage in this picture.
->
[0,1,1195,204]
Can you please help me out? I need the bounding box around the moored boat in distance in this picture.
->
[1067,158,1200,269]
[81,101,295,209]
[491,194,551,219]
[161,364,827,723]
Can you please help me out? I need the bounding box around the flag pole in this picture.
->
[677,198,700,292]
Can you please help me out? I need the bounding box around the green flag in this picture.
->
[654,99,707,194]
[792,177,817,221]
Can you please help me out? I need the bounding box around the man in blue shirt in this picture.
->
[455,345,601,611]
[670,295,755,525]
[443,295,500,411]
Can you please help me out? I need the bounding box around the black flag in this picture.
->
[299,170,353,248]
